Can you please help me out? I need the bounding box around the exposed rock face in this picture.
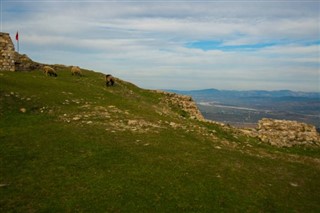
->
[243,118,320,147]
[14,52,42,71]
[157,91,204,121]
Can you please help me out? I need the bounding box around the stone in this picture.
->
[72,116,81,121]
[156,90,204,121]
[128,120,138,125]
[19,108,27,113]
[169,122,177,128]
[0,32,15,71]
[243,118,320,147]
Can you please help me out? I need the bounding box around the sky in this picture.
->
[1,0,319,91]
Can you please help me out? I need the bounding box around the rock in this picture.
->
[72,116,81,121]
[169,122,178,128]
[0,33,15,71]
[128,120,138,125]
[245,118,320,147]
[290,182,299,187]
[156,90,204,121]
[14,52,42,71]
[0,183,9,188]
[19,108,26,113]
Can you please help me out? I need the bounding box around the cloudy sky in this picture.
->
[1,0,319,91]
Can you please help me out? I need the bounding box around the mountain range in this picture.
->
[167,88,320,100]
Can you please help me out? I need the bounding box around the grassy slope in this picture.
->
[0,68,319,212]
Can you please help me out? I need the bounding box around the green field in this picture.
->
[1,68,319,212]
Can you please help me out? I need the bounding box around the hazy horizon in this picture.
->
[164,87,320,93]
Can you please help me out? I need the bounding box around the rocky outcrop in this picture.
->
[157,91,204,121]
[14,52,42,71]
[242,118,320,147]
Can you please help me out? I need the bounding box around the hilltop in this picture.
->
[1,66,320,212]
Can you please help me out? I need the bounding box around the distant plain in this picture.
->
[170,89,320,129]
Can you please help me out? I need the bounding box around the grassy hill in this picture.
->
[1,67,320,212]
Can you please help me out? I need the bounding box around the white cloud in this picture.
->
[1,1,319,91]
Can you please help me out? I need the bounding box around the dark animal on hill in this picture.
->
[105,74,115,86]
[71,66,82,76]
[43,66,57,77]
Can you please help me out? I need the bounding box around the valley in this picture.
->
[169,89,320,129]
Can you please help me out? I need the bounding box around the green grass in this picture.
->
[1,68,320,212]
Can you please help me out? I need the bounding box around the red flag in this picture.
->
[15,31,19,41]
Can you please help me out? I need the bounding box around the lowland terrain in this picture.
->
[1,68,320,212]
[169,89,320,129]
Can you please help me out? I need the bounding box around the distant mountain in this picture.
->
[167,89,320,101]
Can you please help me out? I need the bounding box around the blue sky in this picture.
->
[1,0,319,91]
